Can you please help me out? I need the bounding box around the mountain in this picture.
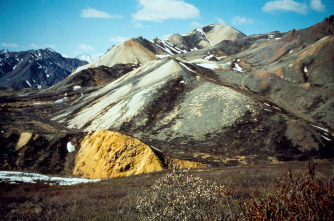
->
[73,37,169,74]
[46,63,140,93]
[76,54,100,63]
[72,24,245,75]
[0,16,333,179]
[0,48,87,88]
[155,24,246,53]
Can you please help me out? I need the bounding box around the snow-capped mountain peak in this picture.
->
[0,48,88,88]
[76,54,100,63]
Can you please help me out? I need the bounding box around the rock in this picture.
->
[16,132,32,150]
[73,130,164,179]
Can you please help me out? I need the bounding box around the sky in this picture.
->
[0,0,333,58]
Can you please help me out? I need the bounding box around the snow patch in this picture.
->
[204,54,215,60]
[233,64,243,72]
[156,54,170,59]
[155,43,173,55]
[179,62,195,73]
[321,135,332,142]
[55,99,64,104]
[76,54,100,63]
[73,85,81,91]
[310,124,328,132]
[217,56,226,60]
[0,171,100,186]
[303,67,308,73]
[25,80,32,87]
[289,50,293,54]
[196,28,213,46]
[161,40,182,54]
[67,142,75,152]
[268,34,275,39]
[196,63,219,69]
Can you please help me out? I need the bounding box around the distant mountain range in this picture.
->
[73,24,245,74]
[0,48,87,88]
[76,54,101,63]
[0,24,244,89]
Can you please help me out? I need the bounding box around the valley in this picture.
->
[0,14,334,220]
[1,16,334,179]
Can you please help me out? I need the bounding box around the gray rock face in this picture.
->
[0,48,87,88]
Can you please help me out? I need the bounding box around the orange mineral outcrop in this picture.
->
[73,130,164,179]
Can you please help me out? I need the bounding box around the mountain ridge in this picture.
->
[71,23,246,75]
[0,48,87,89]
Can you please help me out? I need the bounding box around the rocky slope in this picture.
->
[43,63,141,94]
[0,48,87,88]
[73,37,169,74]
[0,16,333,179]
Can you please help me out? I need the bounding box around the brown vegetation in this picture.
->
[0,161,333,220]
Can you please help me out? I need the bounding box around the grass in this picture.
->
[0,161,333,220]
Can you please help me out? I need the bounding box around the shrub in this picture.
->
[136,168,236,221]
[240,162,334,220]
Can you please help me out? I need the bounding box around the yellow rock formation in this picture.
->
[73,130,164,179]
[165,157,206,169]
[16,132,32,150]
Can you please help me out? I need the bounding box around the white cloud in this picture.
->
[132,0,200,22]
[2,42,18,48]
[215,17,226,24]
[109,36,129,44]
[262,0,307,14]
[232,16,254,25]
[81,7,123,19]
[31,43,41,49]
[310,0,325,11]
[77,44,94,51]
[190,21,203,28]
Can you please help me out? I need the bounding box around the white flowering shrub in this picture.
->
[136,169,235,221]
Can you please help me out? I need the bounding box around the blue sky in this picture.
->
[1,0,333,57]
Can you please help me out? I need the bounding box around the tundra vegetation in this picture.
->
[1,161,333,220]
